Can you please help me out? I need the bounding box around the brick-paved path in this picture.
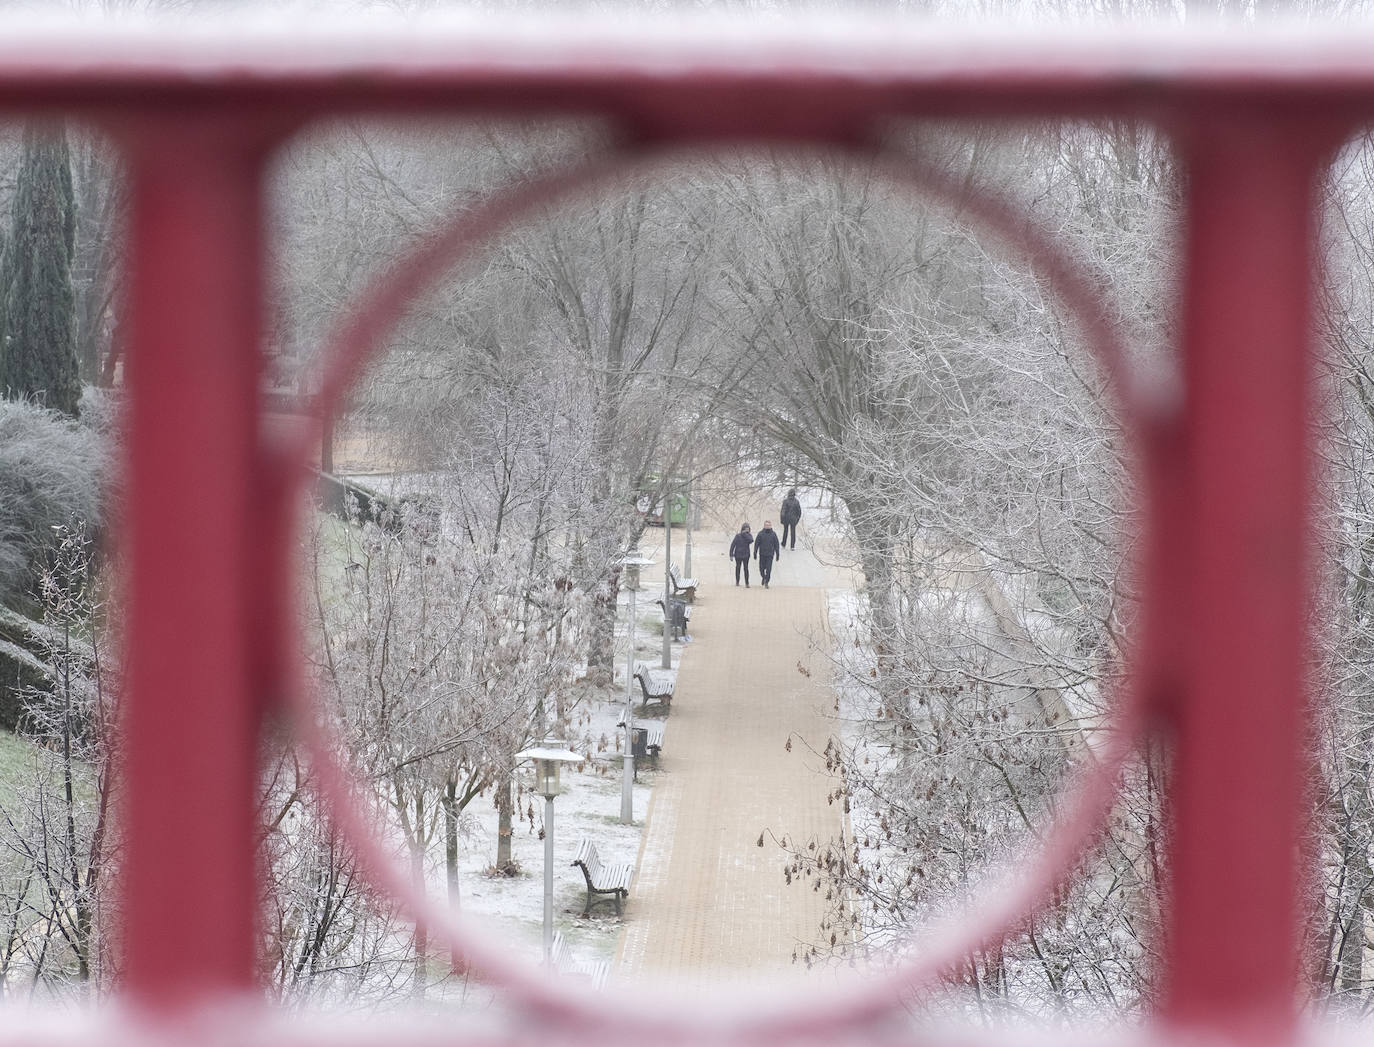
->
[618,506,851,990]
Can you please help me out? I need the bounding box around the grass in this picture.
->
[0,729,40,810]
[308,511,360,611]
[589,812,631,826]
[0,728,97,814]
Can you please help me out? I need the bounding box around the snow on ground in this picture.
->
[445,738,652,975]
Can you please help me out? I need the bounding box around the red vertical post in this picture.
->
[119,120,271,1006]
[1162,116,1332,1036]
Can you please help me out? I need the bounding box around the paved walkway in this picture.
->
[618,492,855,990]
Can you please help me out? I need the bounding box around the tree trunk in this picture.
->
[845,493,900,678]
[442,776,467,977]
[72,142,117,385]
[410,792,427,1001]
[496,775,514,872]
[584,398,622,675]
[60,626,89,981]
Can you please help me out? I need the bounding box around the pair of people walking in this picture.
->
[729,488,802,589]
[730,520,782,588]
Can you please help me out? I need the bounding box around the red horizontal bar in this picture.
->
[0,21,1373,128]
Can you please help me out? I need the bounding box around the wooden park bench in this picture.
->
[655,597,691,641]
[551,931,610,989]
[668,562,697,602]
[633,665,675,712]
[642,723,664,763]
[571,840,633,916]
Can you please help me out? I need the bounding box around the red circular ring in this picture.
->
[265,138,1163,1039]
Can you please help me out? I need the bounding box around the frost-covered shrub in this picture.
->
[76,386,124,448]
[0,398,108,606]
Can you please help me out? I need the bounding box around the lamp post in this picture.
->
[683,471,693,578]
[662,478,673,671]
[514,743,583,966]
[620,554,654,824]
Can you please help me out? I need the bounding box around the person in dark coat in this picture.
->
[754,521,781,588]
[729,523,753,587]
[780,488,802,551]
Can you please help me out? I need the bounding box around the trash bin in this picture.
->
[631,728,648,759]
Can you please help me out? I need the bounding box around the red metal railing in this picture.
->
[0,20,1358,1044]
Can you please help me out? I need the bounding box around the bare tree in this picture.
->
[0,521,118,998]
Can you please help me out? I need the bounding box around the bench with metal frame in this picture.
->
[668,562,697,602]
[571,839,632,917]
[633,665,675,713]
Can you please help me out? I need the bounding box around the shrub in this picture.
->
[0,397,107,606]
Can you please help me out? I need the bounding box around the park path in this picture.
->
[618,491,855,990]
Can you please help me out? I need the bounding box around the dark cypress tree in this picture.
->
[0,122,79,416]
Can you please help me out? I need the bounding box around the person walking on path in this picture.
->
[754,521,781,589]
[780,488,802,552]
[730,523,754,587]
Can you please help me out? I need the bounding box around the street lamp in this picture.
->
[619,553,654,824]
[683,475,693,578]
[515,742,583,966]
[661,478,673,671]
